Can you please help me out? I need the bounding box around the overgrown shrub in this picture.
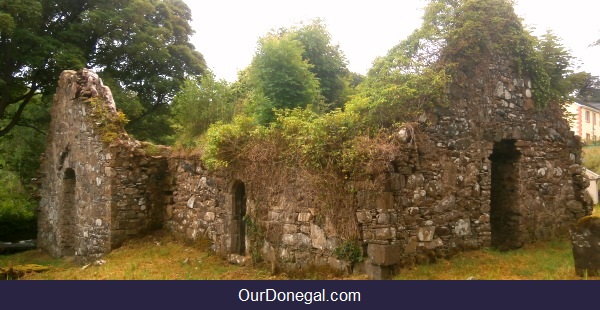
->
[88,97,129,144]
[0,171,37,242]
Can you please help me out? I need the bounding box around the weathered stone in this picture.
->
[364,263,394,280]
[377,212,391,225]
[567,200,584,213]
[311,224,327,250]
[374,227,394,240]
[38,49,591,279]
[282,233,311,247]
[298,212,312,222]
[495,81,505,98]
[204,212,215,222]
[283,224,298,234]
[434,195,456,213]
[418,226,435,242]
[424,238,444,250]
[570,216,600,277]
[406,174,425,189]
[328,257,351,273]
[187,196,195,209]
[454,219,471,236]
[367,244,401,266]
[261,242,276,262]
[356,211,372,224]
[227,254,249,266]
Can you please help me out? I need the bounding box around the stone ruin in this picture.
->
[38,51,592,278]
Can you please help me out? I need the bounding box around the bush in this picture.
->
[0,171,37,242]
[202,115,264,169]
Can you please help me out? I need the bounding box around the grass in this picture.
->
[394,238,587,280]
[583,146,600,174]
[0,231,362,280]
[1,229,599,280]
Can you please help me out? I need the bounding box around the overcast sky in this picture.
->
[182,0,600,82]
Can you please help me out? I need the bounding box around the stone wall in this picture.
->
[163,158,232,255]
[38,54,591,277]
[38,70,170,261]
[38,70,116,259]
[107,144,172,249]
[157,53,591,278]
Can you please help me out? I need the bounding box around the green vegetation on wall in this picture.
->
[171,71,234,149]
[197,0,588,259]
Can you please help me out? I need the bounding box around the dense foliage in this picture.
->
[0,0,206,143]
[0,0,205,239]
[241,19,352,125]
[247,33,321,124]
[0,95,48,241]
[202,0,587,170]
[171,71,234,148]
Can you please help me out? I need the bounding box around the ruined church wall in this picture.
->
[38,57,591,276]
[38,70,114,259]
[106,145,172,249]
[424,54,590,244]
[38,70,172,261]
[161,53,591,276]
[163,158,233,255]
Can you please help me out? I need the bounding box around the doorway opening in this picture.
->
[231,181,247,255]
[489,140,522,250]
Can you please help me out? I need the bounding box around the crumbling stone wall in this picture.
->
[39,52,590,277]
[163,158,233,255]
[38,70,171,261]
[38,70,117,258]
[160,52,591,279]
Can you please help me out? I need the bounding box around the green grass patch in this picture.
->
[394,238,595,280]
[2,233,597,280]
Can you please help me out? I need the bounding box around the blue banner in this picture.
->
[0,280,595,309]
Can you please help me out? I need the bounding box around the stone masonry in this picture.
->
[38,55,591,277]
[37,70,172,260]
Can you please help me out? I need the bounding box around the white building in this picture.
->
[565,101,600,143]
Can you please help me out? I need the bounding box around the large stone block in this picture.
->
[374,227,394,240]
[418,226,435,242]
[570,216,600,277]
[454,219,471,236]
[367,244,401,266]
[310,224,326,250]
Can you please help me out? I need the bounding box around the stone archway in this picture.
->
[231,181,247,255]
[489,140,523,250]
[60,168,76,256]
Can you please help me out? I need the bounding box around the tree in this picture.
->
[248,34,320,124]
[536,30,577,102]
[288,19,349,108]
[568,72,600,102]
[0,0,206,142]
[172,71,234,146]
